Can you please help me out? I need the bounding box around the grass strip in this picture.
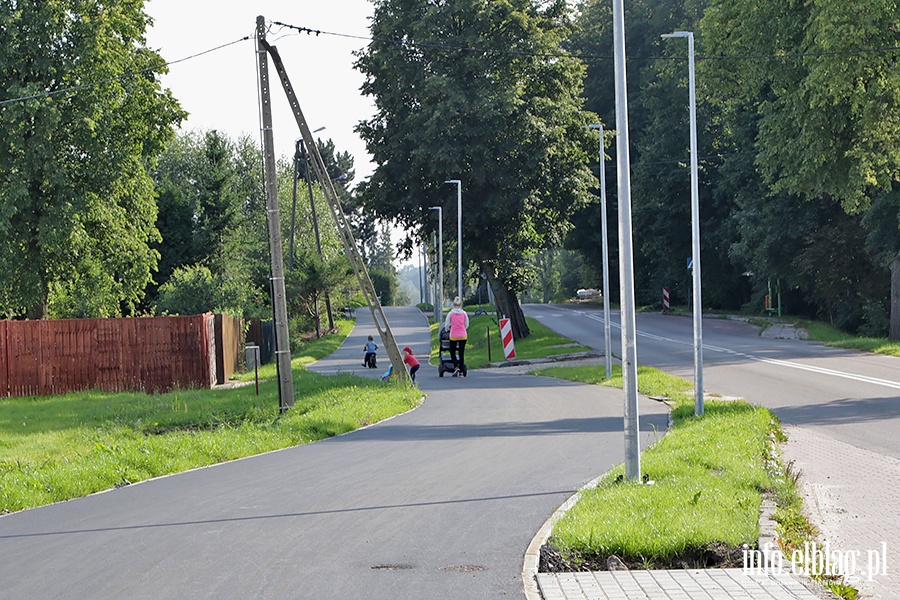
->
[534,364,859,598]
[534,364,777,566]
[783,318,900,357]
[234,318,356,382]
[429,315,592,369]
[0,321,420,514]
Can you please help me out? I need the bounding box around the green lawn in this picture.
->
[234,318,357,382]
[783,318,899,357]
[0,320,421,514]
[429,314,592,369]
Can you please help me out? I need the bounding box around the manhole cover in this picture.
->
[371,564,415,571]
[441,565,486,572]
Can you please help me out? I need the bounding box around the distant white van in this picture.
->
[576,288,601,300]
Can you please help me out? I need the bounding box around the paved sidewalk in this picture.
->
[782,425,900,599]
[529,422,900,599]
[537,569,821,600]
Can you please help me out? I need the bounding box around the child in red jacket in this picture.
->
[402,346,420,383]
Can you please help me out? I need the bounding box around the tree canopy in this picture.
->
[355,0,596,337]
[699,0,900,337]
[0,0,184,318]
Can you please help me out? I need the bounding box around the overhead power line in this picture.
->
[273,20,900,63]
[0,36,251,108]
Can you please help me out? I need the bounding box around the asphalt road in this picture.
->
[0,306,668,599]
[524,304,900,460]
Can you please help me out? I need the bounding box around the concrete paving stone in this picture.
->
[782,425,900,600]
[538,569,829,600]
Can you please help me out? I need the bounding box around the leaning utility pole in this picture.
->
[256,16,409,383]
[256,16,294,411]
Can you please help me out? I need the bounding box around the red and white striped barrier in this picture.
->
[499,318,516,360]
[663,287,670,311]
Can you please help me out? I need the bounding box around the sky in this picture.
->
[145,0,378,180]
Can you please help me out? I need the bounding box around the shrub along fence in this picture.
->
[0,314,243,397]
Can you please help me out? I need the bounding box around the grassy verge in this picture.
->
[0,321,420,514]
[533,364,857,597]
[234,317,356,382]
[781,318,900,357]
[429,315,592,369]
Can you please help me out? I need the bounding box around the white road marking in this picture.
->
[570,310,900,392]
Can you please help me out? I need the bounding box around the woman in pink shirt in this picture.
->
[442,296,469,376]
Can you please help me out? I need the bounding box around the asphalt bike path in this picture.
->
[0,306,668,599]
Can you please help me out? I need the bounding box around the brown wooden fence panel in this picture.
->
[7,320,41,396]
[0,315,221,397]
[0,321,7,396]
[214,314,243,384]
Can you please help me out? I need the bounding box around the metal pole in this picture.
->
[256,15,294,412]
[302,140,323,337]
[432,232,439,323]
[588,124,613,380]
[663,30,704,416]
[418,243,424,305]
[445,180,462,301]
[429,207,444,326]
[422,240,431,305]
[612,0,640,480]
[302,134,335,332]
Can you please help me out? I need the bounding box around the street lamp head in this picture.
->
[444,180,460,185]
[661,31,692,39]
[586,123,603,131]
[428,206,441,211]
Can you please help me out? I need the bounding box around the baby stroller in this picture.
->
[437,326,466,378]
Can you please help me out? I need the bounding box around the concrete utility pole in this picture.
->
[255,16,294,412]
[612,0,641,480]
[258,16,408,382]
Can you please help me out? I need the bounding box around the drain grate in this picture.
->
[441,565,486,572]
[371,564,415,571]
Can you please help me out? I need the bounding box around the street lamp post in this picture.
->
[662,30,704,416]
[587,124,613,380]
[612,0,641,480]
[429,206,444,326]
[444,180,462,301]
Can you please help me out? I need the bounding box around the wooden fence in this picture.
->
[0,315,220,397]
[214,314,243,385]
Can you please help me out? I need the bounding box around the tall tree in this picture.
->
[701,0,900,338]
[0,0,184,318]
[355,0,595,338]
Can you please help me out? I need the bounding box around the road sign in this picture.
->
[499,318,516,360]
